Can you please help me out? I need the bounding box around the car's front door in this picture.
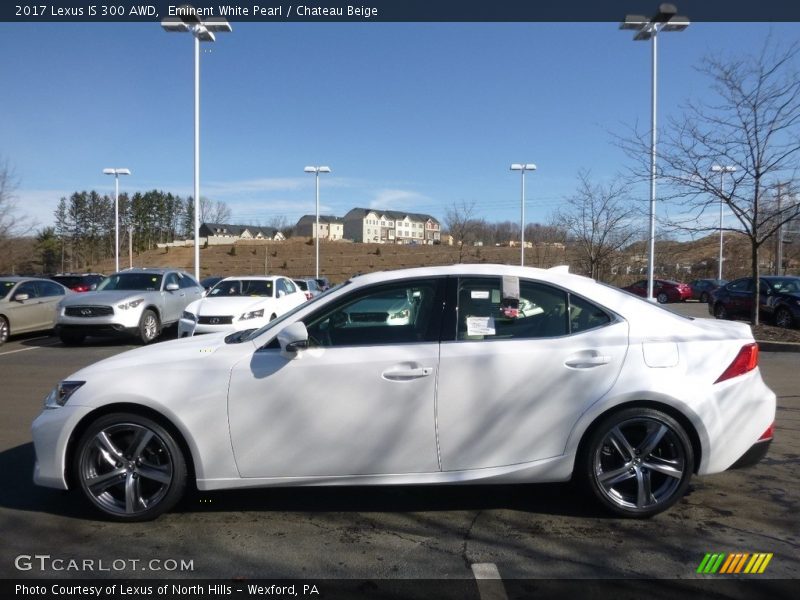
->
[9,281,47,332]
[227,277,445,478]
[161,272,186,323]
[436,277,629,471]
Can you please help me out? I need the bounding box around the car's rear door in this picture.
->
[436,276,629,471]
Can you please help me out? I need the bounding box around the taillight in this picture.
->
[715,343,759,384]
[74,285,88,292]
[759,423,774,441]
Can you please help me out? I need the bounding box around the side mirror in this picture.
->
[14,293,30,302]
[277,322,309,357]
[166,283,180,292]
[277,289,286,298]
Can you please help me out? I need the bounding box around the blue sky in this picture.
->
[1,21,797,232]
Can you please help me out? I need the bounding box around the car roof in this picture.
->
[0,276,59,282]
[218,276,283,282]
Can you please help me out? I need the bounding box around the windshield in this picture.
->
[209,279,274,297]
[97,273,163,291]
[0,280,16,299]
[232,281,349,344]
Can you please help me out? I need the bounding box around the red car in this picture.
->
[623,279,692,304]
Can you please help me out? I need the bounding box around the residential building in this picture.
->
[294,215,345,240]
[343,208,441,244]
[199,223,285,241]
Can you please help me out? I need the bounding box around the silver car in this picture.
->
[55,268,203,345]
[0,277,71,345]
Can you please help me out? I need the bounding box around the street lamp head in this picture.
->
[621,4,689,39]
[305,166,331,174]
[318,166,331,173]
[711,165,737,173]
[510,164,537,171]
[620,15,649,30]
[103,168,131,176]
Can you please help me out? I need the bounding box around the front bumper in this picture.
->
[32,404,95,490]
[56,323,139,339]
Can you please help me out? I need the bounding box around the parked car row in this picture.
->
[710,276,800,329]
[0,269,335,346]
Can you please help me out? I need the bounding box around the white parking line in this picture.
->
[0,342,61,357]
[471,563,508,600]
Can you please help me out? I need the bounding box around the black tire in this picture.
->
[578,407,693,518]
[60,332,85,346]
[713,302,728,320]
[73,412,187,521]
[699,291,709,303]
[0,316,9,346]
[138,309,160,345]
[656,292,669,304]
[775,307,794,329]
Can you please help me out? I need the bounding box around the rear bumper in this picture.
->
[730,438,772,469]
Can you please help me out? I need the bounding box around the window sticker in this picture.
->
[466,315,496,336]
[471,290,490,300]
[501,275,520,318]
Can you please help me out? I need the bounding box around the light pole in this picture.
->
[304,166,331,279]
[162,7,231,281]
[510,163,537,266]
[103,168,131,273]
[128,226,134,269]
[711,165,736,280]
[621,3,689,301]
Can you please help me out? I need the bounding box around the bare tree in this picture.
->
[0,158,33,273]
[554,171,637,280]
[621,38,800,324]
[444,201,481,263]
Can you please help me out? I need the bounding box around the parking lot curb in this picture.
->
[756,340,800,353]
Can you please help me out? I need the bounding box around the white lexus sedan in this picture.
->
[177,276,306,337]
[32,265,776,521]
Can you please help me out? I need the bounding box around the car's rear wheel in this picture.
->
[60,332,85,346]
[656,292,669,304]
[579,408,693,518]
[775,307,794,329]
[0,316,9,346]
[714,302,728,320]
[73,413,187,521]
[138,309,160,344]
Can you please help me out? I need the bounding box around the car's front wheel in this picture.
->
[0,316,9,346]
[138,309,160,344]
[713,302,728,320]
[656,292,669,304]
[775,307,794,329]
[579,408,693,518]
[73,413,187,521]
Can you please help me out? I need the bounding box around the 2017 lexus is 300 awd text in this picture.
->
[32,265,776,521]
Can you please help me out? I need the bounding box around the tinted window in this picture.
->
[178,273,199,289]
[456,277,569,340]
[569,294,611,334]
[0,280,16,299]
[304,279,443,347]
[285,279,297,294]
[14,282,39,299]
[38,281,66,297]
[728,279,752,292]
[164,273,180,289]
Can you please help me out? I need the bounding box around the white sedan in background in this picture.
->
[32,264,775,521]
[177,276,306,337]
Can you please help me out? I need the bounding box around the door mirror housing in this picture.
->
[166,283,180,292]
[14,293,30,302]
[277,321,309,357]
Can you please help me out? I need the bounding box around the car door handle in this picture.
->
[564,354,610,369]
[382,367,434,381]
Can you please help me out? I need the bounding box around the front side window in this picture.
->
[178,273,199,289]
[728,278,752,292]
[164,273,180,289]
[14,281,39,299]
[304,279,443,347]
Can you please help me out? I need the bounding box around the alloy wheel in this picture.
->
[0,317,8,345]
[77,422,175,517]
[775,307,793,329]
[584,410,693,517]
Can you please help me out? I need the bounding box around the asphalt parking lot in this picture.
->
[0,311,797,583]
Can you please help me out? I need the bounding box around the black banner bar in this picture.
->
[3,1,800,23]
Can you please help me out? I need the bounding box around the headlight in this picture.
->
[182,311,197,321]
[117,298,144,310]
[44,381,85,409]
[389,308,410,320]
[239,309,264,320]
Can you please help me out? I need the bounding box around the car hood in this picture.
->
[67,332,249,382]
[186,297,275,316]
[60,290,158,306]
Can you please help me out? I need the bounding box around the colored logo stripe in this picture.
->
[698,553,773,574]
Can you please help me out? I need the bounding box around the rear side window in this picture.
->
[456,277,611,341]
